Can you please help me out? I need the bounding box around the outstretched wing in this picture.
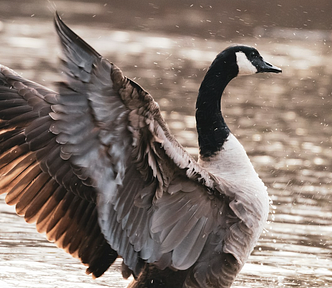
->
[51,13,228,275]
[0,66,118,277]
[0,13,266,286]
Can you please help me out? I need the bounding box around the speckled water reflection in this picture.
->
[0,8,332,288]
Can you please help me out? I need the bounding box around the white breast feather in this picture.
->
[198,133,269,212]
[198,133,270,263]
[198,134,261,179]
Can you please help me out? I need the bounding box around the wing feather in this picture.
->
[24,178,59,223]
[15,172,50,215]
[172,217,209,269]
[62,199,90,252]
[0,144,29,174]
[5,162,41,205]
[35,186,66,233]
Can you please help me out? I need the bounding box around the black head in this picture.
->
[227,45,282,75]
[196,45,281,158]
[210,45,282,78]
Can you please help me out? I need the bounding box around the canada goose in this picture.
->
[0,13,281,288]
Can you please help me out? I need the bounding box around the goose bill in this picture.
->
[257,60,282,73]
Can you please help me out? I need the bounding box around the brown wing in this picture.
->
[0,13,264,287]
[0,66,117,278]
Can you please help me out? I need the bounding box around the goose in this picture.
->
[0,13,281,288]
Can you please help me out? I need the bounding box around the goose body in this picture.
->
[0,14,281,288]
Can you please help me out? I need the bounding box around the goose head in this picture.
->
[196,45,281,158]
[198,45,282,99]
[234,45,282,75]
[209,45,282,79]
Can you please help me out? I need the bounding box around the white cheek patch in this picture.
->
[236,52,257,75]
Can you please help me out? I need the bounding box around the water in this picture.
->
[0,2,332,288]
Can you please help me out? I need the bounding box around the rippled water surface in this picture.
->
[0,2,332,288]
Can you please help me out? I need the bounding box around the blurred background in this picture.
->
[0,0,331,287]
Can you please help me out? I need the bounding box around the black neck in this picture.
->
[195,54,238,158]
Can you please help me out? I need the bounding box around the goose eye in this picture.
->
[251,51,257,58]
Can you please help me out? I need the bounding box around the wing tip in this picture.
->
[53,11,101,59]
[54,11,65,37]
